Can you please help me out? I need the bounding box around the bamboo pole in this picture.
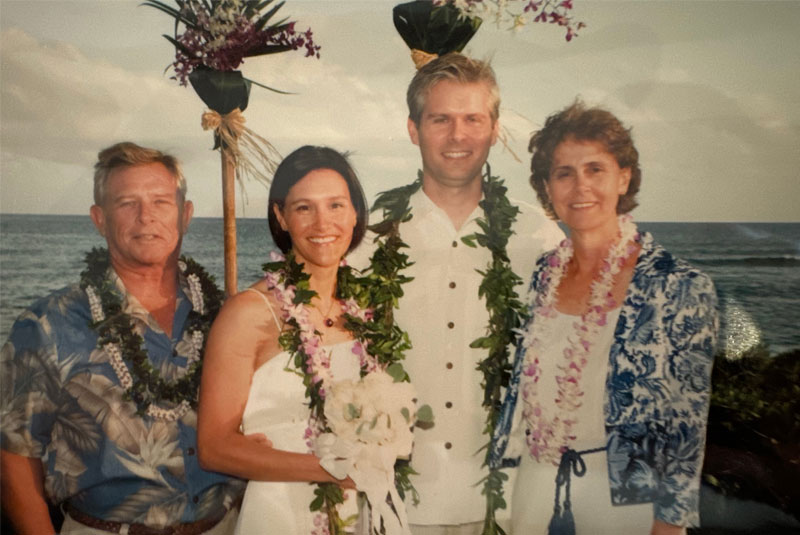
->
[221,147,238,296]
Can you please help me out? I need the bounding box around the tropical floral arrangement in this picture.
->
[433,0,585,40]
[143,0,321,87]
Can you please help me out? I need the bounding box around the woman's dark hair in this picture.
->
[268,146,368,254]
[529,100,641,219]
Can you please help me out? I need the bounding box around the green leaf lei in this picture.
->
[364,167,526,535]
[261,251,419,534]
[80,247,222,418]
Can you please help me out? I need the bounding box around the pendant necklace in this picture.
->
[317,297,337,328]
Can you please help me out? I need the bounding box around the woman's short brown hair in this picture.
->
[267,146,368,254]
[529,101,641,219]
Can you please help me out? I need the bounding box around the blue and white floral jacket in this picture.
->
[490,232,718,527]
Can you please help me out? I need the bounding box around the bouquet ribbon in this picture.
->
[316,433,411,535]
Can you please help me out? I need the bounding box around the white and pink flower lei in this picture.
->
[263,252,378,535]
[263,253,377,400]
[519,214,639,464]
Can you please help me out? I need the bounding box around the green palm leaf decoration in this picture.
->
[393,0,482,56]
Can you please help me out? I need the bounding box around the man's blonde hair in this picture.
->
[93,142,186,205]
[406,52,500,125]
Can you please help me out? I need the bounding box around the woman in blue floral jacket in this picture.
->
[490,101,718,534]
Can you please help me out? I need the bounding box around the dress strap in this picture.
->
[242,288,282,331]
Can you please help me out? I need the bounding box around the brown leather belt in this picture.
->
[65,503,230,535]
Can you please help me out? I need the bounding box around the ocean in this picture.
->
[1,214,798,356]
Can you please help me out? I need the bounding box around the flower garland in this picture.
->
[262,251,423,535]
[80,247,222,421]
[519,215,640,464]
[366,166,524,534]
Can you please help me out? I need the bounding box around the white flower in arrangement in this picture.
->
[325,370,417,454]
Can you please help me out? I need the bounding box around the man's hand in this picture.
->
[651,519,686,535]
[1,450,56,535]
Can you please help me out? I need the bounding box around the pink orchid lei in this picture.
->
[519,214,639,464]
[263,251,378,535]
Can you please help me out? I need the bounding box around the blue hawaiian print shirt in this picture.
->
[491,233,718,527]
[0,269,243,527]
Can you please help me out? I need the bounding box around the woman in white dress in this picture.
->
[490,102,717,535]
[197,146,369,534]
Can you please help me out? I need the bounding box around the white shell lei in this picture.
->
[86,264,206,422]
[520,214,639,464]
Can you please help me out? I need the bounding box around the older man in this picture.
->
[0,142,243,535]
[351,53,563,534]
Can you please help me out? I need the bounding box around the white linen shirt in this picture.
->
[349,187,563,525]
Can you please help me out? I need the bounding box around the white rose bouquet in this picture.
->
[314,370,431,535]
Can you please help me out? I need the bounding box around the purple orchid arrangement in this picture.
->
[434,0,585,41]
[144,0,320,87]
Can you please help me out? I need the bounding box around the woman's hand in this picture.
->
[338,475,357,490]
[651,519,686,535]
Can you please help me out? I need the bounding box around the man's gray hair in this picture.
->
[93,142,186,205]
[406,52,500,125]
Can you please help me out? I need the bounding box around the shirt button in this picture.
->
[187,447,196,456]
[445,442,452,450]
[446,362,453,369]
[445,401,453,409]
[452,241,458,248]
[447,322,454,329]
[449,281,456,289]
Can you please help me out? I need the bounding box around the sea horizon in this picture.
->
[1,214,798,356]
[2,212,799,224]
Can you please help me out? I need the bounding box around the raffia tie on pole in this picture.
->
[410,48,438,69]
[200,108,282,297]
[201,108,281,189]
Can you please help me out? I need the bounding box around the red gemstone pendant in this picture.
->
[325,318,334,327]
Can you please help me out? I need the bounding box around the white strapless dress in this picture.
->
[511,310,653,534]
[235,341,361,535]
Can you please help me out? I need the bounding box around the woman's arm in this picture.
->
[197,289,349,486]
[654,269,719,527]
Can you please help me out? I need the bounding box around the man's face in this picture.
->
[90,162,193,271]
[408,79,499,190]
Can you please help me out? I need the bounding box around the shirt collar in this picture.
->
[107,267,190,337]
[409,186,484,229]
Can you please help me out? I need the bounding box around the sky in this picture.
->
[1,0,798,222]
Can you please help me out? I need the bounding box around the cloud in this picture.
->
[0,24,415,215]
[0,28,206,165]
